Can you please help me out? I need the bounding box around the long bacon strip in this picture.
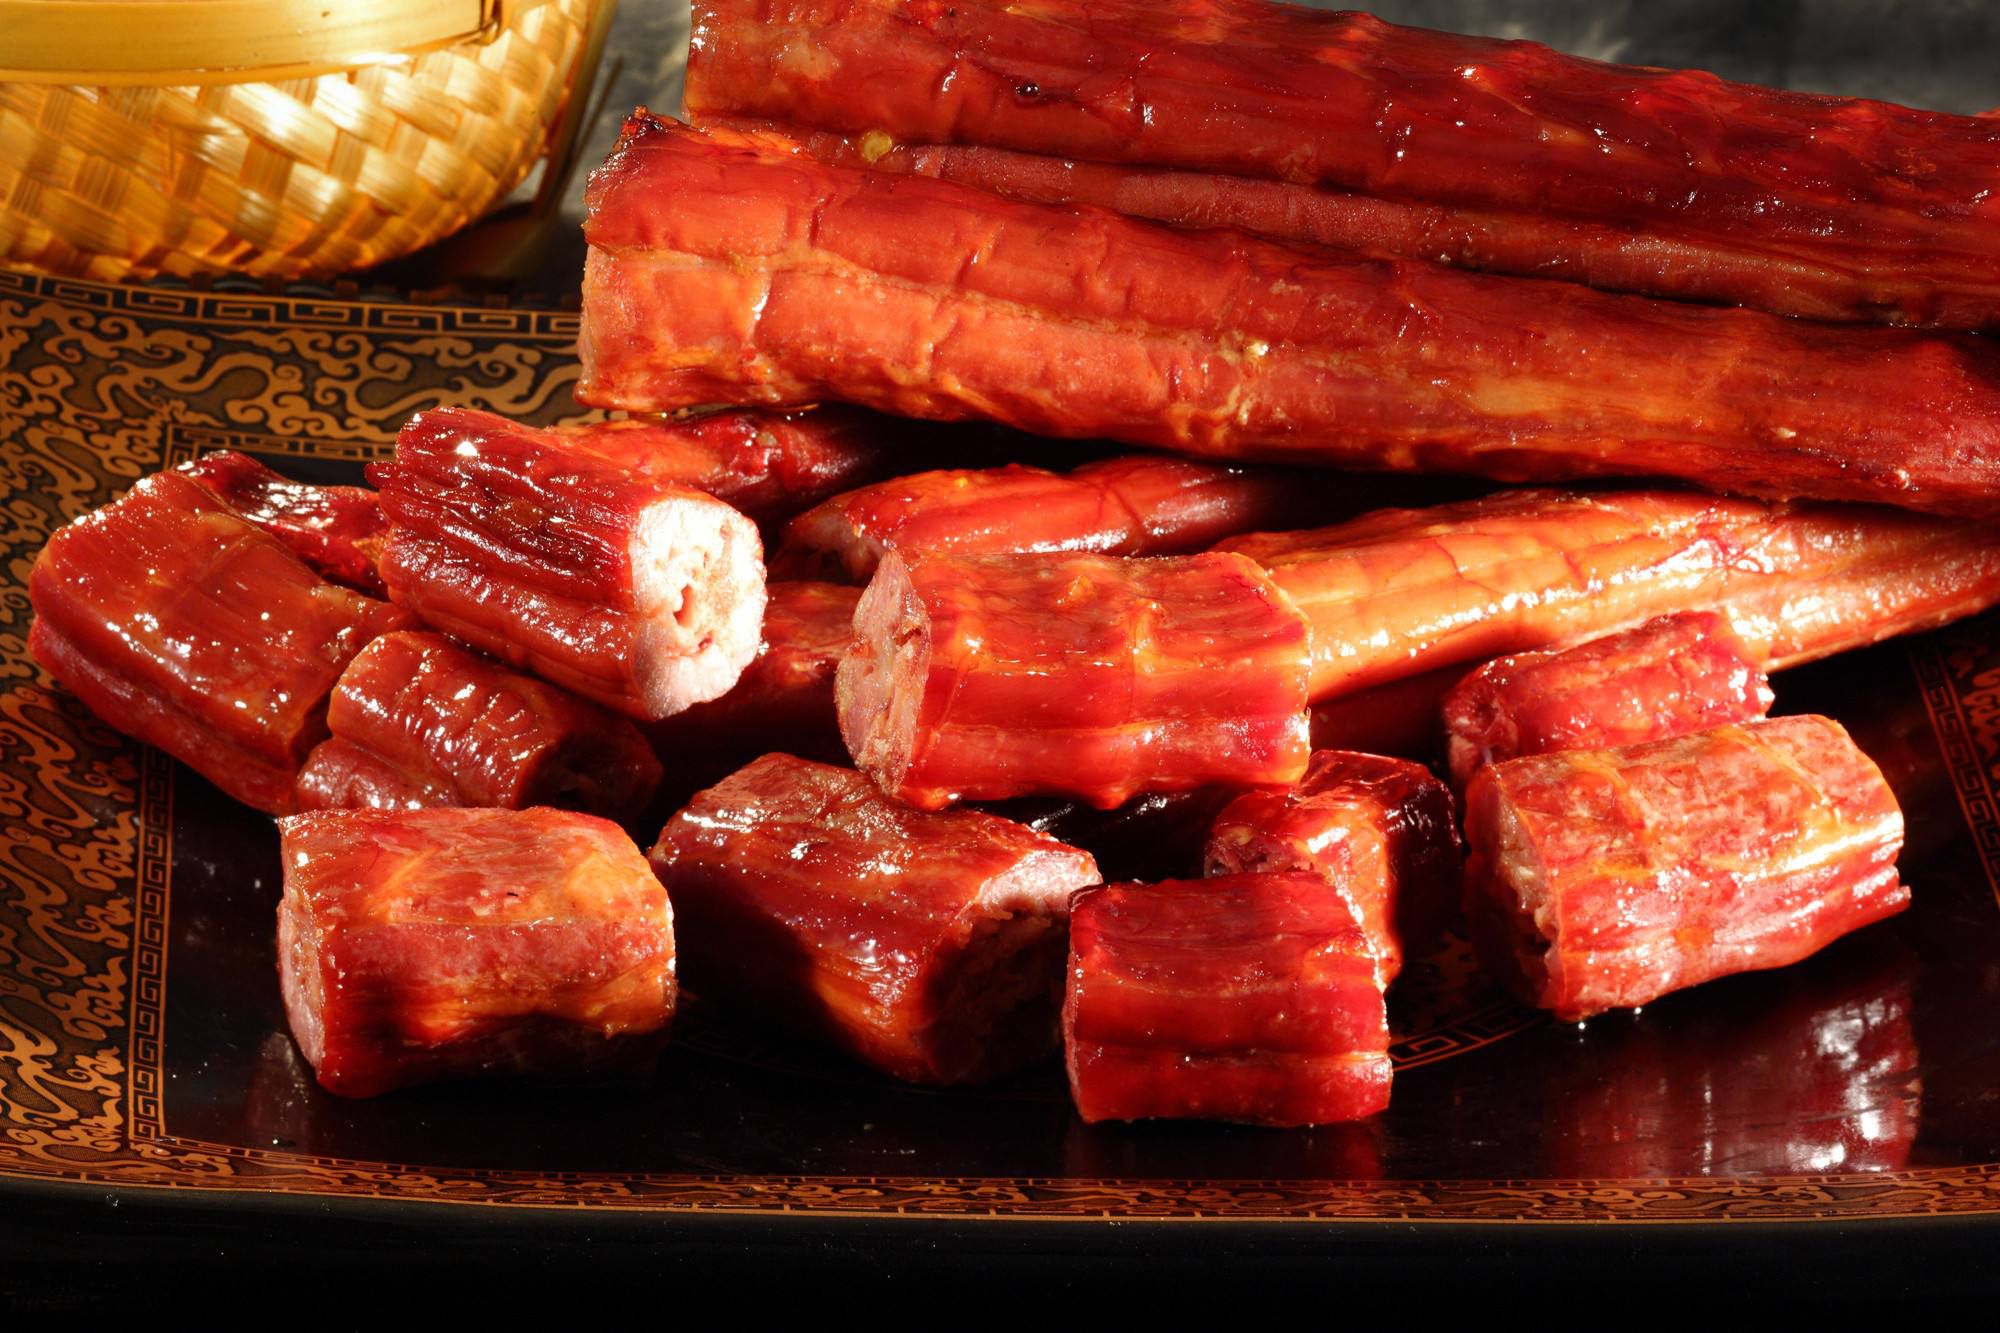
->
[688,0,2000,330]
[1216,490,2000,703]
[579,116,2000,517]
[773,455,1313,582]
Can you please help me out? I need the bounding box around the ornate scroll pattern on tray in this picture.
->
[4,272,2000,1221]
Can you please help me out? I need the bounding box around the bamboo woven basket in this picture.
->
[0,0,613,280]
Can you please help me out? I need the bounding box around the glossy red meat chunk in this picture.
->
[372,407,766,720]
[29,470,411,814]
[1204,751,1460,984]
[644,580,858,784]
[773,454,1307,582]
[1064,872,1391,1126]
[550,405,897,532]
[1442,611,1773,788]
[1463,715,1908,1022]
[1218,489,2000,703]
[277,806,677,1098]
[294,631,662,823]
[579,115,2000,518]
[177,451,388,593]
[837,550,1311,810]
[689,1,2000,330]
[649,754,1101,1084]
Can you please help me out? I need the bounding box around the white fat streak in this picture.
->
[631,496,767,718]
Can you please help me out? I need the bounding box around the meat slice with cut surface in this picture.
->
[1204,750,1460,984]
[293,630,662,823]
[1441,611,1773,789]
[371,407,766,721]
[649,753,1101,1085]
[1463,715,1907,1022]
[1064,872,1392,1126]
[836,549,1311,810]
[277,806,677,1097]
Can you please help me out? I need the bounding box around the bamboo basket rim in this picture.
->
[0,0,544,87]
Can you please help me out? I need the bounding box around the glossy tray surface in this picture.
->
[4,269,2000,1235]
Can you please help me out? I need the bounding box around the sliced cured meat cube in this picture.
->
[277,806,677,1097]
[648,753,1101,1084]
[293,630,662,823]
[1063,872,1391,1126]
[371,408,766,721]
[1441,611,1773,788]
[1204,751,1460,983]
[836,549,1310,810]
[29,470,411,814]
[1463,715,1908,1021]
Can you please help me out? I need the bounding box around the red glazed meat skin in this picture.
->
[689,1,2000,330]
[644,580,858,785]
[1063,873,1391,1127]
[294,631,663,823]
[1462,715,1908,1022]
[1442,611,1773,789]
[649,753,1102,1084]
[372,407,766,721]
[773,455,1311,582]
[29,471,412,814]
[1218,489,2000,704]
[579,115,2000,518]
[553,405,896,532]
[177,451,388,594]
[836,550,1312,811]
[1204,751,1461,984]
[277,806,677,1098]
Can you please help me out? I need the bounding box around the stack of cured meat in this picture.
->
[28,0,2000,1123]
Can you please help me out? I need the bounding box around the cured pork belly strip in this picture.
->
[773,455,1310,583]
[644,580,858,782]
[1463,716,1907,1022]
[556,405,897,532]
[1442,612,1773,789]
[294,631,662,823]
[689,0,2000,330]
[29,471,411,814]
[649,754,1101,1085]
[837,550,1311,810]
[580,117,2000,516]
[279,807,677,1098]
[178,451,388,594]
[1217,490,2000,704]
[372,408,766,721]
[1204,751,1460,984]
[1064,873,1391,1126]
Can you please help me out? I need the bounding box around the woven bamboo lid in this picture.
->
[1,0,515,86]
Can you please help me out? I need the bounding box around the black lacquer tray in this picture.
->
[5,259,2000,1301]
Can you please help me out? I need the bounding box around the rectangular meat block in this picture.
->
[648,753,1101,1084]
[688,0,2000,331]
[1204,751,1461,983]
[1463,715,1908,1021]
[277,806,677,1098]
[1064,872,1391,1126]
[772,454,1308,582]
[1442,611,1774,788]
[836,550,1311,809]
[294,630,662,823]
[29,470,411,814]
[371,407,766,720]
